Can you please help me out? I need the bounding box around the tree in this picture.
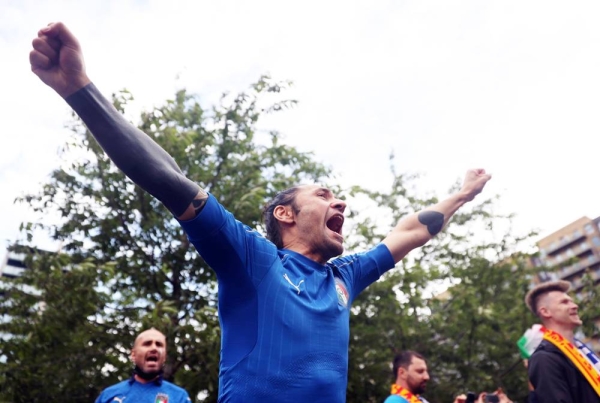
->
[576,270,600,340]
[344,164,539,403]
[1,76,537,403]
[0,249,126,402]
[0,76,330,402]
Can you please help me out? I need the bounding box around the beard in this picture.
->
[133,364,163,381]
[410,380,427,395]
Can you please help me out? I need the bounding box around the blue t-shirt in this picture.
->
[95,376,191,403]
[384,395,428,403]
[180,195,395,403]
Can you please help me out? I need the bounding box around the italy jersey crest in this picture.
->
[335,277,349,307]
[155,393,169,403]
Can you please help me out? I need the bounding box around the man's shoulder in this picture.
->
[529,339,577,382]
[384,395,409,403]
[330,243,394,268]
[161,379,188,393]
[530,340,566,366]
[95,379,131,402]
[531,339,564,359]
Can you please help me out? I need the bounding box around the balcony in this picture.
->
[572,271,600,291]
[545,231,587,255]
[576,241,592,256]
[559,254,600,280]
[1,265,25,279]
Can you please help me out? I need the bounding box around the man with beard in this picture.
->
[95,329,191,403]
[385,351,430,403]
[525,280,600,403]
[30,22,491,403]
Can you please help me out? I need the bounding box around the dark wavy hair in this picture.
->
[392,350,425,378]
[263,186,301,248]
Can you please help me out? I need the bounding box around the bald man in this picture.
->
[95,328,191,403]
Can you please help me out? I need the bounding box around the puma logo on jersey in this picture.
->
[112,397,126,403]
[283,273,304,294]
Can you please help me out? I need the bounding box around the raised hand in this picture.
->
[460,168,492,201]
[29,22,91,98]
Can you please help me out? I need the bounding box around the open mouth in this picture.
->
[326,214,344,236]
[146,355,159,364]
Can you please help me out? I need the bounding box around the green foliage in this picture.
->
[1,76,539,403]
[577,271,600,338]
[1,76,330,403]
[0,248,129,403]
[345,165,539,403]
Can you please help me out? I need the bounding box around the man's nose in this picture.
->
[331,199,346,213]
[423,372,430,381]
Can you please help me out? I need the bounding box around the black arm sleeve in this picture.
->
[65,83,200,217]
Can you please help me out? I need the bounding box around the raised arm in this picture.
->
[381,169,491,263]
[30,22,206,221]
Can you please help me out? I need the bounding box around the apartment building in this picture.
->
[0,250,27,281]
[536,216,600,291]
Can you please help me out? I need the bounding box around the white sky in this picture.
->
[2,0,600,259]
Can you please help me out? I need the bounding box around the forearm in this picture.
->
[382,191,470,262]
[407,191,469,236]
[65,83,200,217]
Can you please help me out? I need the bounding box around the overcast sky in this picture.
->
[2,0,600,259]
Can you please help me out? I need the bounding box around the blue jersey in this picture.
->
[384,395,428,403]
[180,195,395,402]
[95,376,191,403]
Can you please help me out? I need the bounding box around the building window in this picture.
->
[585,224,595,234]
[574,230,583,238]
[594,237,600,247]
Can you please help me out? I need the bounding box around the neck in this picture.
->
[134,374,157,384]
[545,322,576,343]
[395,380,413,394]
[133,365,162,384]
[281,240,328,264]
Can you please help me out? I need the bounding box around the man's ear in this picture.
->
[538,305,551,320]
[273,205,295,224]
[397,366,407,380]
